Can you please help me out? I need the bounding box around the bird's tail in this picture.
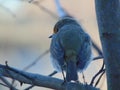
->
[66,59,78,82]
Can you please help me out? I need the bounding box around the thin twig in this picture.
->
[95,69,105,87]
[25,0,57,19]
[28,0,44,3]
[90,61,105,86]
[0,82,9,88]
[23,50,49,71]
[82,72,87,84]
[28,0,34,3]
[93,56,103,60]
[48,71,58,77]
[29,1,58,19]
[92,41,103,56]
[0,4,16,18]
[0,76,17,90]
[38,5,58,19]
[23,50,49,90]
[55,0,70,17]
[24,85,34,90]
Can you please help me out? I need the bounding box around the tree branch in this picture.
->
[0,76,17,90]
[93,56,103,60]
[90,61,105,86]
[0,64,99,90]
[54,0,70,17]
[0,4,16,18]
[95,0,120,90]
[23,50,49,71]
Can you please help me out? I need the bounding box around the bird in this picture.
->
[50,17,93,82]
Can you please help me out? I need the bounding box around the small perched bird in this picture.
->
[50,17,93,82]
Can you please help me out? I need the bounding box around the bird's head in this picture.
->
[49,17,79,38]
[53,17,79,33]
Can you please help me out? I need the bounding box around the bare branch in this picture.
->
[0,4,16,18]
[48,70,58,76]
[28,0,44,3]
[0,76,17,90]
[0,64,65,90]
[24,70,58,89]
[92,41,103,56]
[95,69,105,87]
[30,1,58,19]
[24,84,34,90]
[93,56,103,60]
[0,82,9,88]
[28,0,34,3]
[0,64,99,90]
[54,0,69,17]
[23,50,49,71]
[90,61,105,86]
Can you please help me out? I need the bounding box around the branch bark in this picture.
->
[95,0,120,90]
[0,64,99,90]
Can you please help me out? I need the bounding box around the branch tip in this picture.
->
[5,61,8,67]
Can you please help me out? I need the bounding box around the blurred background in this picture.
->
[0,0,106,90]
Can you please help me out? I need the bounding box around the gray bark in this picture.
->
[95,0,120,90]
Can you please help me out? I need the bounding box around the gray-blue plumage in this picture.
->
[50,17,93,82]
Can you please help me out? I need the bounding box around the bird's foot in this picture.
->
[61,80,67,85]
[75,80,80,83]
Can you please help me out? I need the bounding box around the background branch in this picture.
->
[0,76,17,90]
[23,50,49,71]
[0,4,16,18]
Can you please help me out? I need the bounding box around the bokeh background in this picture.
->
[0,0,106,90]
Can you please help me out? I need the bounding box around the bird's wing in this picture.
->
[77,33,93,71]
[50,34,65,71]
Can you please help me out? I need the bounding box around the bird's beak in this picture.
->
[49,34,53,38]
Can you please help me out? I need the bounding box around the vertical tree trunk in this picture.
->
[95,0,120,90]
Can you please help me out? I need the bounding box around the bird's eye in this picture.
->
[54,27,58,33]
